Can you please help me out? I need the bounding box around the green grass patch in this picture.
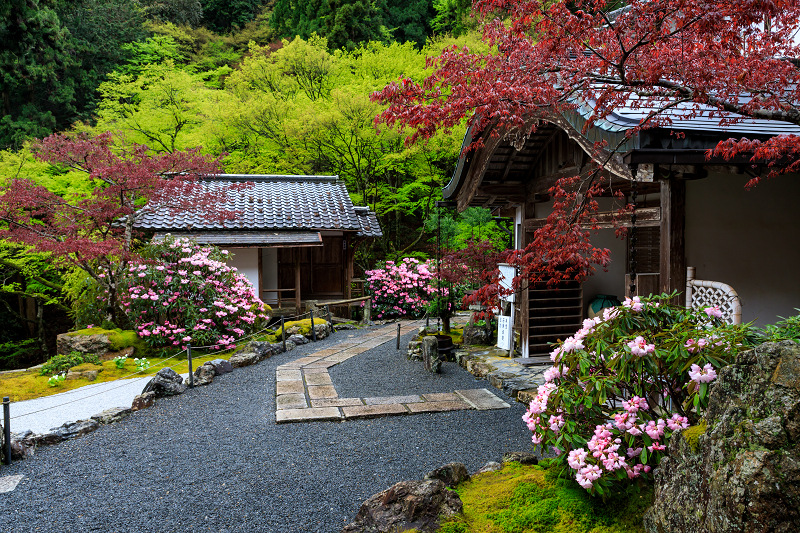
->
[438,461,652,533]
[0,351,227,402]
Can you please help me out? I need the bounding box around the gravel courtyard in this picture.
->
[0,323,530,533]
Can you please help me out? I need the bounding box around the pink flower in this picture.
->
[688,363,717,384]
[626,447,643,458]
[643,419,665,440]
[704,305,723,319]
[648,442,666,452]
[627,336,655,357]
[666,413,690,431]
[567,448,589,469]
[685,338,709,353]
[623,396,649,413]
[622,296,643,312]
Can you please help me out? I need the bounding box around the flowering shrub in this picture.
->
[364,258,442,319]
[523,294,747,496]
[117,236,270,351]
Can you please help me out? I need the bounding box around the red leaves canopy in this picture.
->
[374,0,800,174]
[0,132,222,266]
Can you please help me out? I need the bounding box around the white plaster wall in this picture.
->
[686,173,800,325]
[227,247,260,293]
[261,248,278,302]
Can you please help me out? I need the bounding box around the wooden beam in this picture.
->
[294,249,301,310]
[523,207,661,231]
[257,247,263,296]
[659,178,686,304]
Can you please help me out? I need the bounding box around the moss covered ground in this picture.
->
[438,461,652,533]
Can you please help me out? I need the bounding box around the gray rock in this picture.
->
[313,323,330,339]
[285,340,297,352]
[91,407,131,425]
[502,452,538,465]
[341,479,462,533]
[193,363,216,386]
[131,391,156,411]
[422,336,442,373]
[644,341,800,533]
[65,368,101,381]
[56,333,110,356]
[208,359,233,375]
[240,341,274,358]
[289,334,309,345]
[10,430,37,460]
[229,351,261,368]
[462,324,491,346]
[334,323,358,331]
[425,462,470,488]
[49,419,99,441]
[142,368,186,397]
[475,461,503,475]
[406,340,423,362]
[270,342,286,354]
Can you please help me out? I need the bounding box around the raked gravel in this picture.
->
[0,324,530,533]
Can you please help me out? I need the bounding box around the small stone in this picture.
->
[193,363,215,386]
[425,463,470,488]
[475,461,503,475]
[208,359,233,375]
[65,369,101,381]
[142,368,186,397]
[49,420,99,441]
[229,351,260,368]
[131,391,156,411]
[502,452,538,465]
[289,334,309,345]
[91,407,131,425]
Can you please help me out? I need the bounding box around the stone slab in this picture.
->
[307,385,338,399]
[304,372,333,386]
[276,407,342,423]
[275,369,302,381]
[301,367,329,374]
[341,403,409,419]
[363,395,423,405]
[421,392,460,402]
[0,475,24,493]
[311,397,364,408]
[405,400,472,413]
[276,393,308,410]
[455,389,511,410]
[304,361,337,369]
[276,380,305,395]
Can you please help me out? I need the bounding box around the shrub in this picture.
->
[758,309,800,341]
[116,236,270,350]
[40,351,100,376]
[522,293,748,496]
[365,258,440,319]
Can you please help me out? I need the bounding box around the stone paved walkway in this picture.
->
[275,321,511,423]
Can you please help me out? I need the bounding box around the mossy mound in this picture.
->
[682,421,707,453]
[439,461,651,533]
[282,318,328,336]
[66,327,154,357]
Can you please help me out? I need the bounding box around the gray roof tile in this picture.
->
[136,175,382,238]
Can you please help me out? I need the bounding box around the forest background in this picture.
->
[0,0,508,368]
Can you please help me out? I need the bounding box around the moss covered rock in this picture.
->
[644,341,800,532]
[58,328,153,358]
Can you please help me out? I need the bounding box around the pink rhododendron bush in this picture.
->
[524,294,748,496]
[117,236,270,351]
[365,258,443,319]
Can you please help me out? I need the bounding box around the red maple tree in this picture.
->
[0,132,230,325]
[373,0,800,298]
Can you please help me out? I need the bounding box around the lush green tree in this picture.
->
[384,0,434,46]
[430,0,473,36]
[141,0,203,27]
[0,0,76,149]
[200,0,262,33]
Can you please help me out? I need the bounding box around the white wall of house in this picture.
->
[227,247,260,293]
[686,172,800,325]
[261,248,278,303]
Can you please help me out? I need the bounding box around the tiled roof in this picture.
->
[135,175,382,238]
[152,231,324,247]
[354,207,382,238]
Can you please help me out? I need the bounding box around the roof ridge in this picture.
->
[205,174,340,183]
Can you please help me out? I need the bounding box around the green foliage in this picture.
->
[758,310,800,341]
[66,327,155,357]
[201,0,262,33]
[141,0,203,27]
[40,351,100,376]
[427,207,509,251]
[431,0,474,36]
[0,339,40,371]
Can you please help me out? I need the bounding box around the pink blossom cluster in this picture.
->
[688,363,718,384]
[118,237,269,350]
[365,258,440,319]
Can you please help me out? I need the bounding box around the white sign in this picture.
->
[497,315,512,351]
[498,263,516,303]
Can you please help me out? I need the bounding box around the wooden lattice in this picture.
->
[685,267,742,325]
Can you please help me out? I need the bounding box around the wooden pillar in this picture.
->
[659,178,686,305]
[294,248,301,311]
[257,247,263,298]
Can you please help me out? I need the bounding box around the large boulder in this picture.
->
[207,359,233,375]
[131,391,156,411]
[424,463,470,488]
[142,368,186,397]
[462,324,491,346]
[56,333,110,356]
[192,362,216,386]
[644,341,800,533]
[341,479,462,533]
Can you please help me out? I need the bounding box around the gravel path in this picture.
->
[0,323,530,533]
